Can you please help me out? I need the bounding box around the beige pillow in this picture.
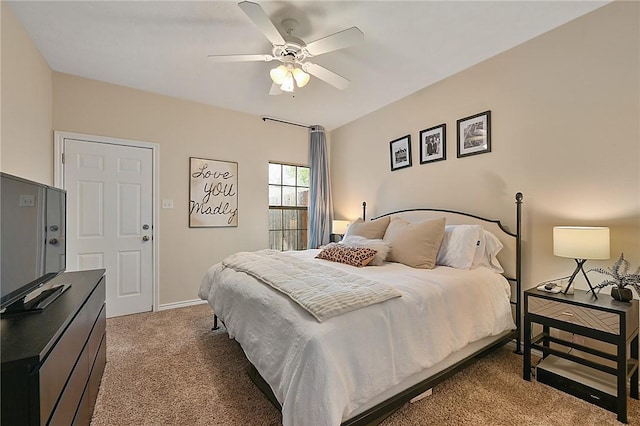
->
[383,217,446,269]
[343,216,390,240]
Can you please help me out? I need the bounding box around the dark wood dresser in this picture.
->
[1,269,106,425]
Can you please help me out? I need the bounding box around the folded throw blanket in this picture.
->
[222,250,401,322]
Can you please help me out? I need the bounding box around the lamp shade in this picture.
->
[280,73,295,92]
[270,65,288,85]
[332,220,350,235]
[553,226,610,260]
[292,67,310,88]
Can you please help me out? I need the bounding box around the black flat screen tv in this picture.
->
[0,172,67,313]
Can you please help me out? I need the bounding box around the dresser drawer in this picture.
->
[528,296,620,335]
[87,304,106,368]
[47,347,89,426]
[38,277,106,424]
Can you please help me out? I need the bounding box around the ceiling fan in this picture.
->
[208,1,364,95]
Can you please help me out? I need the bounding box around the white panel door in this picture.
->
[64,139,153,317]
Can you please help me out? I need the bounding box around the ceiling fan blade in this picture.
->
[269,82,283,95]
[238,1,286,46]
[303,62,350,90]
[208,54,275,63]
[305,27,364,56]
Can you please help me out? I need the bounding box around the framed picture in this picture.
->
[389,135,412,171]
[189,157,238,227]
[457,110,491,158]
[419,124,446,164]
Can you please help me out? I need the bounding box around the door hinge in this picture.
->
[61,153,65,164]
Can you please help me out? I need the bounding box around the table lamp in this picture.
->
[331,220,350,242]
[553,226,610,298]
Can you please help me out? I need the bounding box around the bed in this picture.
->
[198,193,523,426]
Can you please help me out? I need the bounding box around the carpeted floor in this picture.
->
[91,304,639,425]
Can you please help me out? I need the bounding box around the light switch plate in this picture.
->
[162,199,174,209]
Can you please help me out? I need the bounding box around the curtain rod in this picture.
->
[261,116,312,129]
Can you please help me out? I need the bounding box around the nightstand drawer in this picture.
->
[528,297,619,335]
[536,356,617,413]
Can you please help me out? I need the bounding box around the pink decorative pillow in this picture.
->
[316,245,377,267]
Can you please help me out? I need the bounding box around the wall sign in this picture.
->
[189,157,238,227]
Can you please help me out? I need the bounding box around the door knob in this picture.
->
[142,235,150,242]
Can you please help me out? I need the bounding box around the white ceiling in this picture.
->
[9,1,609,130]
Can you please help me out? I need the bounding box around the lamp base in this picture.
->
[563,259,597,299]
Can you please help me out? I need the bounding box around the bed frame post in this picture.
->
[515,192,523,354]
[362,201,367,221]
[212,314,220,331]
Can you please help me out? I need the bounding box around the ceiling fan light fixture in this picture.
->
[292,67,310,88]
[210,2,363,94]
[270,64,289,85]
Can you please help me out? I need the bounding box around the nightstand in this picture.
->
[523,288,639,423]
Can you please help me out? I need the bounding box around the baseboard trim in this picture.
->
[158,299,207,311]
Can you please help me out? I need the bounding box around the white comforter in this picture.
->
[199,249,515,426]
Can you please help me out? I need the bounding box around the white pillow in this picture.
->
[436,226,505,273]
[436,225,483,269]
[472,230,505,273]
[340,235,391,266]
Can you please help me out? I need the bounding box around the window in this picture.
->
[269,163,309,250]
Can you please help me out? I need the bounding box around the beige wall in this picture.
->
[52,74,309,305]
[1,2,309,306]
[330,1,640,291]
[1,2,53,183]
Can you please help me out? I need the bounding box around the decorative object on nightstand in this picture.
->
[553,226,610,298]
[591,253,640,302]
[331,220,350,243]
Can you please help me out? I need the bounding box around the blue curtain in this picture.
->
[308,125,333,249]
